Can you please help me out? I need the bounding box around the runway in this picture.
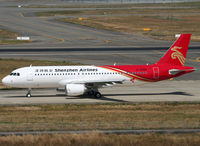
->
[0,80,199,105]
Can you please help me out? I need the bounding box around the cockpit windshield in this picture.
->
[10,72,20,76]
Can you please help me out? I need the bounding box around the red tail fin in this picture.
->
[157,34,191,66]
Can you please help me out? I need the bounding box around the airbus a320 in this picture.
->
[2,34,195,98]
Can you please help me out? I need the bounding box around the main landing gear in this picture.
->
[88,90,102,98]
[26,88,32,98]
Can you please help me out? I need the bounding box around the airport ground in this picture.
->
[1,1,200,48]
[0,102,200,145]
[0,80,199,104]
[0,0,200,143]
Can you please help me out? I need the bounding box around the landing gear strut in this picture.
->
[87,90,102,98]
[26,88,32,98]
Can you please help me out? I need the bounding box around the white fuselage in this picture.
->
[2,66,130,88]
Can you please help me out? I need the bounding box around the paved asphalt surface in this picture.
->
[0,80,199,105]
[1,0,200,49]
[0,2,169,48]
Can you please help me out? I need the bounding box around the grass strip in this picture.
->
[1,132,200,146]
[0,103,200,132]
[0,28,30,45]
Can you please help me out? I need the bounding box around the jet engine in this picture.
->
[65,84,87,96]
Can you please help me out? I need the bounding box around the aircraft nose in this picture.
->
[2,77,10,86]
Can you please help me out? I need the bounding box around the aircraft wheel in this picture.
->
[26,93,31,98]
[26,88,32,98]
[94,92,102,99]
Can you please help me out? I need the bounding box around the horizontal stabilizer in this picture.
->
[169,69,196,75]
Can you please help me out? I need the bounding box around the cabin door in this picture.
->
[153,67,159,79]
[27,67,33,81]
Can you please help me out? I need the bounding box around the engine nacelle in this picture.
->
[65,84,86,96]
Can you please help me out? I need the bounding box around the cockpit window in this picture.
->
[10,72,20,76]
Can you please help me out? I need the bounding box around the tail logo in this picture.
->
[171,46,185,65]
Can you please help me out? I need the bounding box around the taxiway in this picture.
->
[0,80,199,105]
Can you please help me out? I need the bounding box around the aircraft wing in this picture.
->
[59,79,125,88]
[84,80,124,88]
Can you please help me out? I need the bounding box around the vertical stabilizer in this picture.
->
[157,34,191,66]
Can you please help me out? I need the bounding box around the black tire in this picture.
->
[26,93,31,98]
[94,92,102,99]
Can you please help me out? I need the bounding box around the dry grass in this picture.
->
[0,132,200,146]
[0,28,30,45]
[0,28,18,40]
[0,59,82,88]
[0,103,200,131]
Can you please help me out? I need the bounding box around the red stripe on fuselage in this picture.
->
[98,65,156,82]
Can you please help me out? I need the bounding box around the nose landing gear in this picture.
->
[26,88,31,98]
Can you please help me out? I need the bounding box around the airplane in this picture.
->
[2,34,195,98]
